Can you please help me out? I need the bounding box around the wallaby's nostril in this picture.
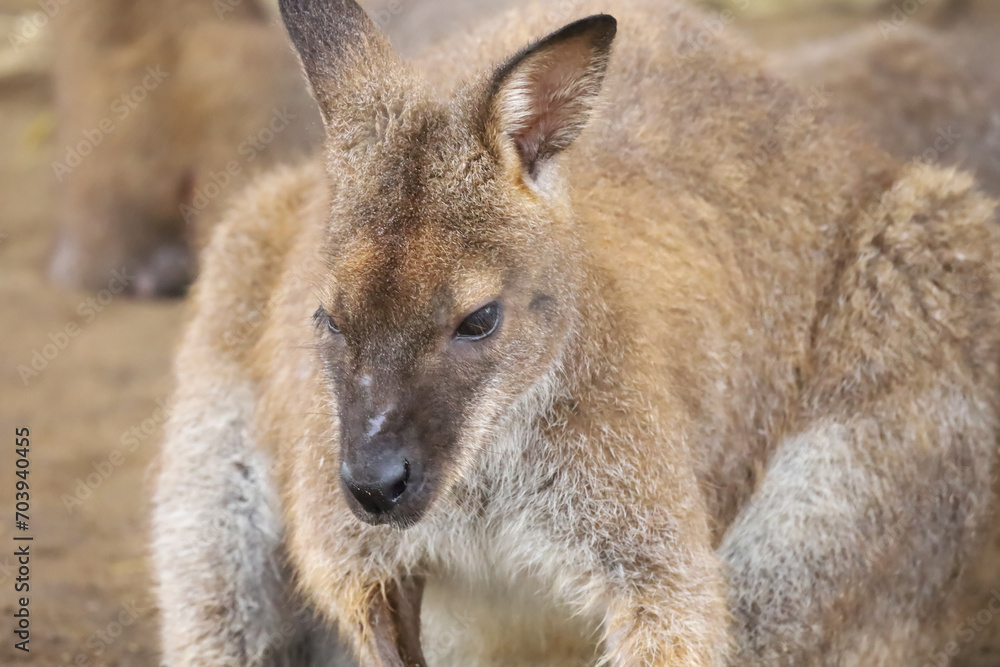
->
[341,454,410,515]
[388,460,410,504]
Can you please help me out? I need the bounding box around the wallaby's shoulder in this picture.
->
[184,162,328,365]
[833,163,1000,371]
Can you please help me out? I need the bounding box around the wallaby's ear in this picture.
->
[487,15,617,183]
[279,0,397,121]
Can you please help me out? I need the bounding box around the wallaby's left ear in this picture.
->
[487,14,617,182]
[279,0,398,123]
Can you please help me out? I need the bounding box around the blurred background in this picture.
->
[0,0,998,664]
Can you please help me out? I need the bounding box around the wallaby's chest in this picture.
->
[415,519,603,666]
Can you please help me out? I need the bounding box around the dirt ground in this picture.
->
[1,1,999,665]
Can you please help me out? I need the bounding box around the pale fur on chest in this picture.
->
[383,368,608,664]
[405,479,606,666]
[394,364,569,577]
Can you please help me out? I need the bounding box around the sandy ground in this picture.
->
[0,1,998,665]
[0,69,171,665]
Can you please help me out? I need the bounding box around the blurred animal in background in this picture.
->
[705,0,965,20]
[48,0,322,298]
[152,0,1000,665]
[771,4,1000,196]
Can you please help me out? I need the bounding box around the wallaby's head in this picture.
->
[280,0,616,528]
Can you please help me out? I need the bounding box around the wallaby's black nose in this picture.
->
[341,454,410,515]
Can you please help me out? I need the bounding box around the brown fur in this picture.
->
[153,0,1000,665]
[706,0,963,20]
[49,0,323,297]
[771,21,1000,196]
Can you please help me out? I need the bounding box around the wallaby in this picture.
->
[48,0,323,297]
[152,0,1000,665]
[771,21,1000,197]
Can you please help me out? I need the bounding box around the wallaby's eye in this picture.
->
[455,302,501,340]
[314,307,341,335]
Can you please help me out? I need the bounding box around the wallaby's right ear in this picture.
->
[279,0,396,121]
[485,14,617,185]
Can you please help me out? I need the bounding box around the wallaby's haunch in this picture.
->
[152,0,1000,665]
